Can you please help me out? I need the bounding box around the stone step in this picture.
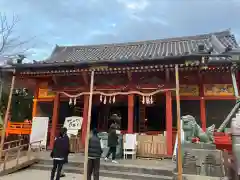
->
[36,159,173,177]
[29,164,172,180]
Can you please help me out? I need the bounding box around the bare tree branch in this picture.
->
[0,13,35,58]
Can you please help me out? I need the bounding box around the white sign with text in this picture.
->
[64,116,83,136]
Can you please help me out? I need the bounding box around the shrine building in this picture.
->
[11,30,240,155]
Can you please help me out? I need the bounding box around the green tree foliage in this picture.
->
[0,88,33,122]
[11,88,33,122]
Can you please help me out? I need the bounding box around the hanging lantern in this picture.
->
[113,96,116,103]
[74,98,77,105]
[100,94,103,102]
[103,96,107,104]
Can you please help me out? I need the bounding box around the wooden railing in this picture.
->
[3,139,24,151]
[6,122,32,136]
[0,139,42,172]
[4,122,63,136]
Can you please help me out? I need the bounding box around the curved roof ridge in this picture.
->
[40,29,237,65]
[55,30,232,49]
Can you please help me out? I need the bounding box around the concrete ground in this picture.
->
[1,169,130,180]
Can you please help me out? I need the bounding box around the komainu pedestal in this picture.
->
[173,144,227,179]
[173,115,228,180]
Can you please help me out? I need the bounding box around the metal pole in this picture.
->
[217,68,239,132]
[175,64,183,180]
[231,68,239,98]
[0,69,16,158]
[83,70,95,180]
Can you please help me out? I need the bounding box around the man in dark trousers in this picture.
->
[105,119,119,164]
[50,128,70,180]
[88,128,103,180]
[60,127,69,177]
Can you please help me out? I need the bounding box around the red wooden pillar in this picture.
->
[32,99,38,118]
[166,91,173,155]
[200,98,206,131]
[128,94,134,133]
[50,93,60,149]
[32,82,39,118]
[82,95,89,145]
[199,73,206,131]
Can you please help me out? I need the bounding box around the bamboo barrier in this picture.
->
[83,71,95,180]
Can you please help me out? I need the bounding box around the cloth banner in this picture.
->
[30,117,49,149]
[63,116,83,136]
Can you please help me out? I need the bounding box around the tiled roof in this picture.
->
[44,30,238,64]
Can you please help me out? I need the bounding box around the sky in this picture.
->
[0,0,240,61]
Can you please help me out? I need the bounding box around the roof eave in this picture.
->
[9,53,234,71]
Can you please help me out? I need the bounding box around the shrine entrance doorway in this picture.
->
[145,94,166,132]
[95,96,128,132]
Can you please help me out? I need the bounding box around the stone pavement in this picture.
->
[39,151,175,170]
[1,169,130,180]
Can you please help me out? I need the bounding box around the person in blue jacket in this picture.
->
[50,128,70,180]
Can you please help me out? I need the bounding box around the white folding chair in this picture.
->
[123,134,137,159]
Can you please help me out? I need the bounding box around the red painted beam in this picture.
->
[172,96,200,100]
[172,96,236,100]
[204,96,236,100]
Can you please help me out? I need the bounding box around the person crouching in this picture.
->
[50,128,70,180]
[87,128,103,180]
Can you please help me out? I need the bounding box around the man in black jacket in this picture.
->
[87,128,103,180]
[50,128,70,180]
[60,127,69,177]
[105,120,119,163]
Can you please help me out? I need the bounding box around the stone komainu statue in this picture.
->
[182,115,215,143]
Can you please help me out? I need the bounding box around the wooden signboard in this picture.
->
[204,84,234,96]
[179,85,199,96]
[38,88,55,98]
